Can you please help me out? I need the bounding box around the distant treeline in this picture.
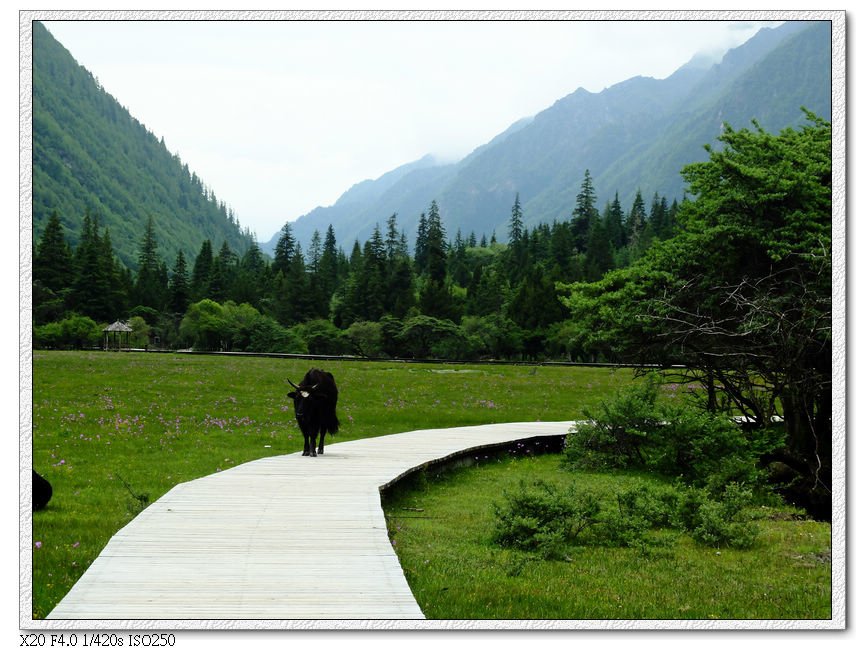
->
[32,170,681,361]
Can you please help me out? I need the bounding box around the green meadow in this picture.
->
[30,350,634,618]
[382,455,831,620]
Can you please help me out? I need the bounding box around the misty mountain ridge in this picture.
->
[263,20,830,255]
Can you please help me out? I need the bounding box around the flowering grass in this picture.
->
[29,350,636,618]
[382,454,832,620]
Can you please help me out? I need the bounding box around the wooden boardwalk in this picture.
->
[47,421,572,621]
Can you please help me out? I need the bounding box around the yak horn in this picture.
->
[288,379,300,390]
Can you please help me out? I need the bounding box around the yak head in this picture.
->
[287,378,320,420]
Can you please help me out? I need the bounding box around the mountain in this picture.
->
[270,20,830,254]
[32,21,255,271]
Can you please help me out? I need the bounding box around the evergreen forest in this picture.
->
[32,168,679,362]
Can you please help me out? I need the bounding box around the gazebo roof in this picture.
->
[104,320,133,333]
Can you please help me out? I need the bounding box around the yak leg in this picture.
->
[302,432,311,456]
[317,428,326,455]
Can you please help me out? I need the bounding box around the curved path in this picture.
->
[47,421,572,622]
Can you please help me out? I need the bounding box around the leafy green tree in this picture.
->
[179,299,226,350]
[561,113,832,518]
[296,319,347,355]
[461,314,524,359]
[221,301,263,351]
[346,321,384,358]
[59,313,101,349]
[398,315,461,359]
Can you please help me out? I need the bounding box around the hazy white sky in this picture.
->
[41,15,783,241]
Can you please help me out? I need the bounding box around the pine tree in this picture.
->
[133,216,167,311]
[418,200,455,320]
[385,213,401,261]
[626,189,647,247]
[190,240,214,301]
[424,200,447,284]
[571,169,599,253]
[208,241,237,302]
[414,211,429,273]
[319,224,340,300]
[273,223,296,277]
[34,210,72,293]
[603,192,626,249]
[508,193,524,246]
[168,250,190,316]
[71,211,125,322]
[233,242,267,309]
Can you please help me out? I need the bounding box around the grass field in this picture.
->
[382,454,832,620]
[29,350,637,618]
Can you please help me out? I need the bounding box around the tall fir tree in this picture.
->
[168,250,190,316]
[190,239,214,301]
[34,210,72,293]
[414,211,429,274]
[71,211,125,322]
[273,223,296,278]
[571,169,599,253]
[208,241,237,303]
[132,216,167,311]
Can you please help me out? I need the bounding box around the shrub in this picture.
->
[492,480,601,560]
[563,375,664,469]
[564,375,782,491]
[594,484,680,548]
[679,483,759,549]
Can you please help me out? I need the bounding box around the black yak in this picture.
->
[287,368,340,457]
[33,470,52,511]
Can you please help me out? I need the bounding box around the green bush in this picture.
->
[678,483,759,549]
[564,376,663,469]
[592,484,680,549]
[564,375,782,492]
[491,480,600,560]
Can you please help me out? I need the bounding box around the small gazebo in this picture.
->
[103,320,133,350]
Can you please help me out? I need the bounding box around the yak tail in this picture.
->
[326,413,340,435]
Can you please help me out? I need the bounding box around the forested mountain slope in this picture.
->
[32,21,254,270]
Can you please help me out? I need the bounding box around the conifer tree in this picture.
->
[133,216,167,311]
[414,211,429,273]
[209,241,237,303]
[273,223,297,278]
[319,224,341,301]
[572,169,599,252]
[190,239,214,301]
[34,210,72,293]
[626,189,647,247]
[71,211,125,322]
[603,192,626,249]
[168,250,190,316]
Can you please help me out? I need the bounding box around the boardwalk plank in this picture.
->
[47,421,572,621]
